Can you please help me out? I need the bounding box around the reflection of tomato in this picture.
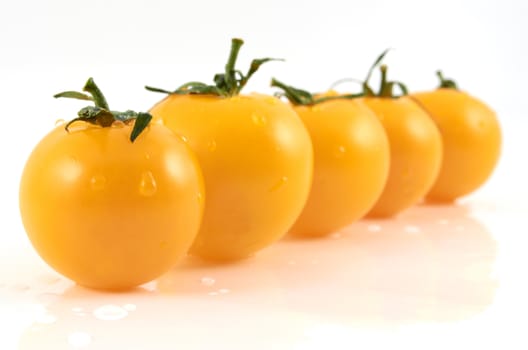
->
[150,94,312,260]
[412,72,501,202]
[363,96,442,217]
[281,90,389,237]
[19,79,204,290]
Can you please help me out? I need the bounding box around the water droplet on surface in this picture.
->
[37,293,61,303]
[68,331,92,348]
[330,232,342,239]
[90,175,106,191]
[111,120,125,128]
[200,277,216,286]
[209,291,219,296]
[218,288,230,294]
[437,219,450,225]
[144,153,151,160]
[36,313,57,324]
[10,284,29,292]
[123,304,137,312]
[269,176,288,192]
[139,171,157,197]
[93,304,128,321]
[251,113,267,126]
[367,224,382,232]
[334,145,346,158]
[55,118,65,126]
[197,192,204,205]
[312,105,322,113]
[207,140,217,152]
[404,225,421,234]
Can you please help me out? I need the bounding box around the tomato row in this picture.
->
[19,39,501,290]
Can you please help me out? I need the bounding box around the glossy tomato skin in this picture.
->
[150,93,313,261]
[19,123,204,290]
[362,97,443,217]
[412,89,501,202]
[288,98,390,236]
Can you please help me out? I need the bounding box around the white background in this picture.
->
[1,0,528,349]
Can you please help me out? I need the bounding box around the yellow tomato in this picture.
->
[288,97,390,236]
[412,86,501,202]
[362,96,443,217]
[150,93,313,260]
[20,121,204,290]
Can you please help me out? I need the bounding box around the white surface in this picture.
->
[1,0,528,349]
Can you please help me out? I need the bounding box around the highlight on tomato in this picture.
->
[343,50,443,218]
[146,39,313,261]
[411,71,501,202]
[19,78,205,290]
[271,79,390,237]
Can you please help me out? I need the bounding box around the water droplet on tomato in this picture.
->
[55,118,65,126]
[68,331,92,347]
[93,304,128,321]
[144,153,151,160]
[179,135,189,143]
[123,304,137,311]
[265,97,279,105]
[197,192,204,205]
[90,175,106,191]
[312,105,322,113]
[334,145,346,158]
[139,171,157,197]
[251,113,267,126]
[111,120,125,128]
[218,288,230,294]
[200,277,216,286]
[207,140,217,152]
[269,176,288,192]
[208,291,219,296]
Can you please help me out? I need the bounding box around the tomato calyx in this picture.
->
[145,38,282,98]
[436,70,459,90]
[331,49,409,99]
[271,78,362,106]
[54,78,152,142]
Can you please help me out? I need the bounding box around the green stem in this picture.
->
[225,38,244,94]
[436,70,458,89]
[145,38,281,98]
[378,65,391,97]
[83,78,109,109]
[271,78,363,106]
